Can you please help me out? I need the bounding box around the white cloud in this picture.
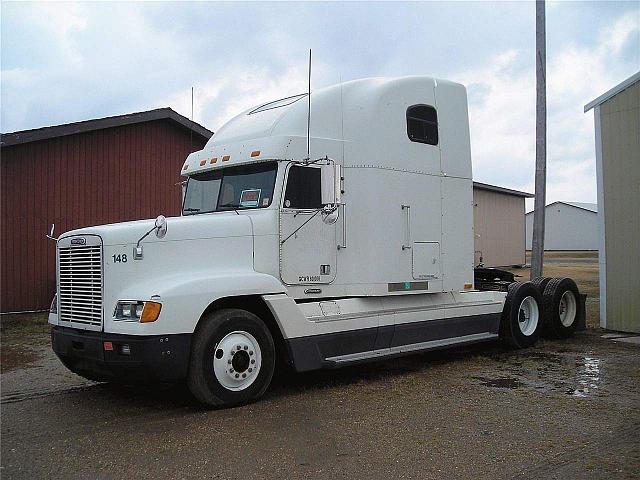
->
[456,10,639,207]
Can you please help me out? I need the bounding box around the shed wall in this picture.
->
[525,204,598,250]
[0,120,207,312]
[473,188,526,267]
[599,80,640,333]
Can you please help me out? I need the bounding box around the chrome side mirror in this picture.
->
[155,215,167,239]
[321,162,341,207]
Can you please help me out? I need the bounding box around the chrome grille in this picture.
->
[58,241,103,326]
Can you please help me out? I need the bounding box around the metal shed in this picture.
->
[525,202,598,251]
[472,182,533,267]
[585,71,640,333]
[0,109,212,313]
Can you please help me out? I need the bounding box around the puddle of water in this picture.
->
[473,376,522,389]
[477,351,605,398]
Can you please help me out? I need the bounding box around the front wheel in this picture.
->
[187,309,275,407]
[500,281,544,348]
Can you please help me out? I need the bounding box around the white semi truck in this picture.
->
[48,76,582,407]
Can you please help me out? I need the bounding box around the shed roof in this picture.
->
[0,108,213,147]
[472,181,533,198]
[525,201,598,215]
[584,71,640,112]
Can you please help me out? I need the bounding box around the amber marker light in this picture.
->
[210,157,218,164]
[182,164,189,171]
[199,160,206,166]
[251,150,260,157]
[222,155,230,162]
[140,302,162,323]
[464,283,473,290]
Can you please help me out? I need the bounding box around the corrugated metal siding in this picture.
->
[473,188,526,267]
[599,81,640,333]
[0,120,207,312]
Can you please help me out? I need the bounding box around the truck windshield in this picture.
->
[182,162,278,215]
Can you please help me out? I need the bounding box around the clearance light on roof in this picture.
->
[222,155,230,162]
[182,164,189,171]
[199,160,206,166]
[210,157,218,164]
[251,150,260,157]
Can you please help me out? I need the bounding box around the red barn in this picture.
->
[0,108,212,313]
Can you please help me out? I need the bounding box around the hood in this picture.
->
[59,212,253,246]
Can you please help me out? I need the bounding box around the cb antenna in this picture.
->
[307,49,311,161]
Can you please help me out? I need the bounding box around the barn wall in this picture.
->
[0,120,207,312]
[525,204,598,250]
[473,188,526,267]
[598,80,640,333]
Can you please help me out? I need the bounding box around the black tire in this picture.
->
[531,276,552,294]
[187,308,275,407]
[542,277,581,339]
[500,281,544,349]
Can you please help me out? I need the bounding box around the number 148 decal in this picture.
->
[112,254,127,263]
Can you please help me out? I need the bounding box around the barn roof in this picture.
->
[525,201,598,215]
[0,108,213,147]
[472,181,533,198]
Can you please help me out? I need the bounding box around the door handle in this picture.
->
[402,204,411,250]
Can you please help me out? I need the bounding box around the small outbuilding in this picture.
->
[585,71,640,333]
[0,109,212,313]
[525,202,598,251]
[472,182,533,267]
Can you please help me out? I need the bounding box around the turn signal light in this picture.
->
[140,302,162,323]
[251,150,260,157]
[464,283,473,290]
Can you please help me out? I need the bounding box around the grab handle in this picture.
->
[402,204,411,250]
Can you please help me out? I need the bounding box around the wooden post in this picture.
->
[531,0,547,280]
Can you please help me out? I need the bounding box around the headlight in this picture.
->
[114,301,161,322]
[50,293,58,314]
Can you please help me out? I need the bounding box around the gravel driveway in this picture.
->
[2,329,639,479]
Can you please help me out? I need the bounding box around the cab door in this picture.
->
[279,164,337,285]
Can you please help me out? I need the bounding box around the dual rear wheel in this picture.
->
[501,277,581,348]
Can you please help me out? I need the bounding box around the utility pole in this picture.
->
[531,0,546,280]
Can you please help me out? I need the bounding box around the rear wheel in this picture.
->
[187,308,275,407]
[500,281,543,348]
[531,276,552,294]
[543,277,581,338]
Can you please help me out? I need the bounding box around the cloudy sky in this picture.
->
[2,1,639,207]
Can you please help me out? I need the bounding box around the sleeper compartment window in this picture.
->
[407,105,438,145]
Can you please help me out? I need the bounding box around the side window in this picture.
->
[407,105,438,145]
[283,166,322,209]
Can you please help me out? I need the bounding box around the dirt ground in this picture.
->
[2,252,639,479]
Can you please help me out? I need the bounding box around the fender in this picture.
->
[104,271,286,335]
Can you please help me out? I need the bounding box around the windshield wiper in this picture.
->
[219,203,241,215]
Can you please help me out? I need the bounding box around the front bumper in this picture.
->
[51,326,191,383]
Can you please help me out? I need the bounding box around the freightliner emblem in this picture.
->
[70,238,86,245]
